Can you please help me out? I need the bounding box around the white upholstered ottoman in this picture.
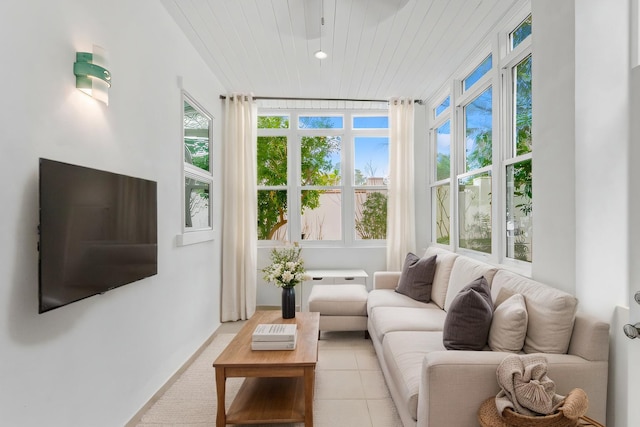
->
[307,284,369,338]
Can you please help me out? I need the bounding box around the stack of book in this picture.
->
[251,323,298,350]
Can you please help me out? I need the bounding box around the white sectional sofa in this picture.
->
[367,247,609,427]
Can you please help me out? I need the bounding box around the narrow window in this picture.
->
[257,115,290,241]
[183,94,213,232]
[463,55,492,92]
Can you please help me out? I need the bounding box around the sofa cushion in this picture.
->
[382,331,446,421]
[491,270,577,354]
[367,289,434,317]
[488,292,528,352]
[395,253,437,303]
[369,306,447,342]
[424,247,458,309]
[443,276,493,350]
[444,256,498,312]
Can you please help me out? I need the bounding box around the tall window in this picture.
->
[458,56,493,254]
[183,92,212,232]
[504,14,533,262]
[353,116,389,241]
[299,116,342,241]
[257,115,289,240]
[432,95,451,245]
[257,110,389,245]
[429,10,532,266]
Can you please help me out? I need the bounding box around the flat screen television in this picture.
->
[38,158,158,313]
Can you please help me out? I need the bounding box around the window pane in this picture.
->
[354,137,389,185]
[299,116,343,129]
[463,55,492,92]
[435,96,450,117]
[353,116,389,129]
[433,185,451,245]
[301,189,341,240]
[183,100,211,172]
[355,189,387,240]
[258,136,287,185]
[257,189,288,240]
[301,136,341,185]
[458,172,492,254]
[465,87,493,171]
[258,115,289,129]
[435,121,451,181]
[511,15,532,50]
[506,160,532,262]
[184,176,210,229]
[514,55,532,155]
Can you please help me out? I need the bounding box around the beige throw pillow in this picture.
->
[488,293,528,352]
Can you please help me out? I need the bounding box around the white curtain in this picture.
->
[386,98,416,270]
[221,94,257,321]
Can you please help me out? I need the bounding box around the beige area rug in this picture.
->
[133,331,402,427]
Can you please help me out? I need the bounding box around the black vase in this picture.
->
[281,286,296,319]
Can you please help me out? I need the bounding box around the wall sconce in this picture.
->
[73,45,111,105]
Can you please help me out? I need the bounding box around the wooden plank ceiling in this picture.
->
[161,0,518,103]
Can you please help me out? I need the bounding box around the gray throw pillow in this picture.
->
[395,253,437,303]
[443,276,493,350]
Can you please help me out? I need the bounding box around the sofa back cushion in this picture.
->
[444,256,498,312]
[424,247,458,309]
[491,270,578,354]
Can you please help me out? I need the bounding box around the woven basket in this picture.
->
[502,407,577,427]
[478,398,576,427]
[478,389,589,427]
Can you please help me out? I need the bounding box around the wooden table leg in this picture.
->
[215,367,227,426]
[304,366,315,427]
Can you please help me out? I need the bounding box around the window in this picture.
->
[431,92,452,245]
[459,84,493,253]
[257,115,289,241]
[463,55,492,92]
[183,93,212,231]
[435,96,450,118]
[505,53,533,262]
[464,87,493,172]
[257,110,389,245]
[510,15,532,50]
[429,10,532,267]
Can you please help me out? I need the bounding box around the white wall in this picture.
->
[574,2,630,426]
[533,0,631,425]
[0,1,225,425]
[628,19,640,427]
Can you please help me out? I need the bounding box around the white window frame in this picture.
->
[427,2,532,274]
[429,89,453,248]
[178,91,215,246]
[257,109,389,248]
[499,9,533,273]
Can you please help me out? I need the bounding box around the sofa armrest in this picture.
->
[373,271,401,290]
[568,312,610,361]
[418,351,505,427]
[418,350,608,427]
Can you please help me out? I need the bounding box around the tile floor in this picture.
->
[131,321,403,427]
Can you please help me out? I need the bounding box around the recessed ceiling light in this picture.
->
[314,50,327,60]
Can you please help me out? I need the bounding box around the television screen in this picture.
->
[38,158,158,313]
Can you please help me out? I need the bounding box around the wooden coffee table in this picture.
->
[213,310,320,426]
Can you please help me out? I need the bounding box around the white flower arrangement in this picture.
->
[262,243,309,288]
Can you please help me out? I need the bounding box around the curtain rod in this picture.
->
[219,95,423,105]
